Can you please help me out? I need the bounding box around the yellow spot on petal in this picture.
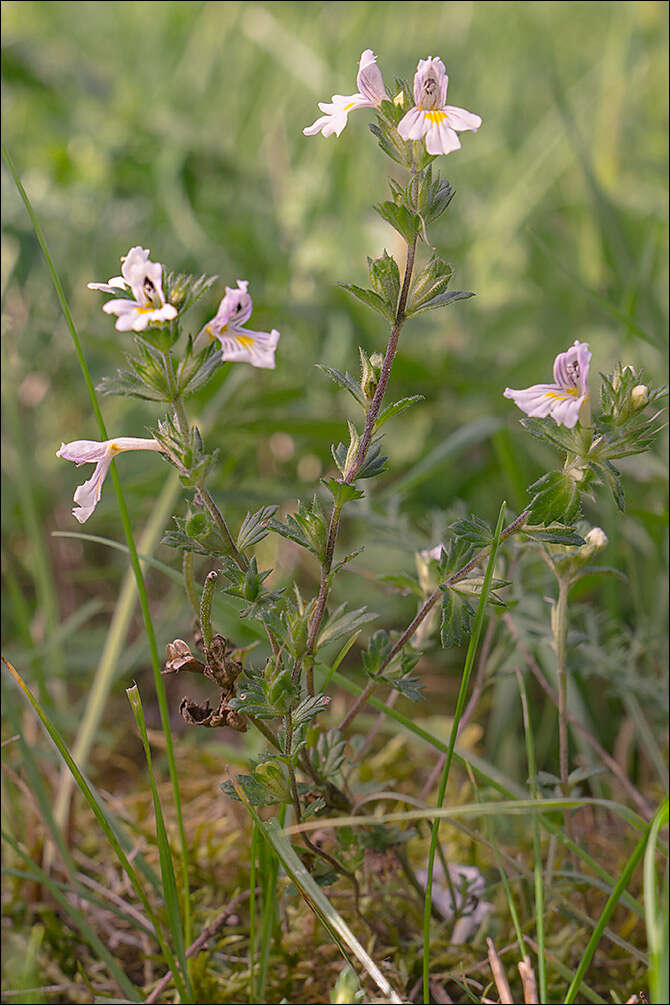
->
[343,102,357,112]
[545,388,578,400]
[110,443,121,455]
[423,110,448,124]
[235,334,255,350]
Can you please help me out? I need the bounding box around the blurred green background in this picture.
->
[2,1,668,758]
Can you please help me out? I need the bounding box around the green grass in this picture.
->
[2,2,668,1003]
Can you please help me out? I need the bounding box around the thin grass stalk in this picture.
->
[514,666,547,1003]
[249,824,258,1004]
[422,501,506,1003]
[127,685,192,1002]
[3,146,192,949]
[643,797,669,1004]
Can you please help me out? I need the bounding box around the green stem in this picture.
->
[514,666,547,1003]
[4,146,192,951]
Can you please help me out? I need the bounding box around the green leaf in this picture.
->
[415,166,455,224]
[386,672,424,702]
[317,604,377,649]
[520,417,583,454]
[521,525,587,546]
[375,395,425,430]
[316,364,366,407]
[221,773,285,806]
[588,459,625,511]
[374,200,420,244]
[368,250,400,313]
[340,283,394,322]
[356,441,388,479]
[321,477,365,507]
[407,289,474,317]
[369,111,412,167]
[291,694,331,730]
[528,471,581,526]
[440,587,476,648]
[362,630,393,676]
[237,505,279,552]
[449,514,493,550]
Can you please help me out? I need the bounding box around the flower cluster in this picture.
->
[305,50,481,157]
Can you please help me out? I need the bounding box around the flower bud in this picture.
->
[360,349,383,403]
[584,527,608,552]
[631,384,649,410]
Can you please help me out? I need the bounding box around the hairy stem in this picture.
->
[295,232,419,697]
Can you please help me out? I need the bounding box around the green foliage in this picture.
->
[269,495,328,562]
[527,470,582,526]
[236,505,279,552]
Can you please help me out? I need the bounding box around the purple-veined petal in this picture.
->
[397,107,428,141]
[425,118,461,155]
[356,49,386,105]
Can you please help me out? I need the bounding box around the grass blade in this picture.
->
[126,685,192,1003]
[1,656,182,984]
[236,792,403,1004]
[564,807,657,1004]
[3,144,192,949]
[644,797,669,1004]
[2,830,141,1003]
[514,665,547,1002]
[422,500,506,1003]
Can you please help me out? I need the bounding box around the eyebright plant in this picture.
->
[55,44,666,995]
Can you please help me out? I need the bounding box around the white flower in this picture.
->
[504,340,592,429]
[88,246,177,332]
[57,437,163,523]
[199,280,280,369]
[304,49,387,138]
[397,56,481,156]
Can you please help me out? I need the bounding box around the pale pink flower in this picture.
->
[304,49,387,138]
[504,340,592,429]
[57,437,163,523]
[398,57,481,156]
[88,246,177,332]
[199,280,280,369]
